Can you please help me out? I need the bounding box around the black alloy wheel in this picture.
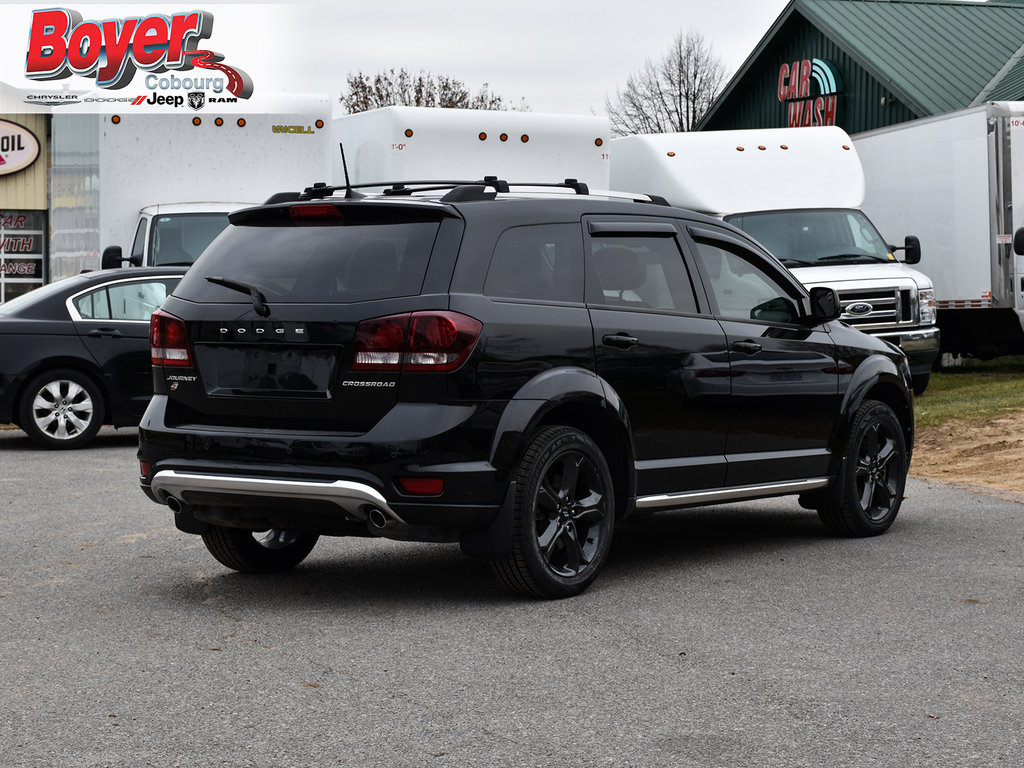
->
[818,400,908,537]
[494,426,615,599]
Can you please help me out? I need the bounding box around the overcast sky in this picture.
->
[2,1,795,114]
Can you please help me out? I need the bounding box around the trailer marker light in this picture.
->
[237,118,246,127]
[479,132,487,141]
[214,117,224,126]
[500,133,509,142]
[736,146,745,151]
[758,145,767,150]
[521,134,529,143]
[595,138,604,147]
[842,145,851,150]
[111,115,121,124]
[405,128,414,137]
[666,151,676,157]
[780,145,789,150]
[315,120,324,129]
[192,117,201,126]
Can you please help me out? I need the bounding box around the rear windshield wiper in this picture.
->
[206,276,271,317]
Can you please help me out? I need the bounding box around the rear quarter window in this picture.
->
[484,224,583,302]
[174,220,441,303]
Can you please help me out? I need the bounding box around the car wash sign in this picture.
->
[778,59,843,127]
[0,120,41,176]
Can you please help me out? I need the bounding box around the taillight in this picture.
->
[352,311,481,372]
[151,309,192,366]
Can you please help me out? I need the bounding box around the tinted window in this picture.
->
[151,213,232,266]
[484,224,583,302]
[587,235,698,313]
[175,221,440,303]
[74,278,178,321]
[692,241,800,324]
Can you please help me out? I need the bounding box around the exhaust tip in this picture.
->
[367,507,389,529]
[166,496,183,513]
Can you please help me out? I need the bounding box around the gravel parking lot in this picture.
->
[1,426,1021,767]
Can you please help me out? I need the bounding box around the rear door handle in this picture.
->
[732,340,762,355]
[87,328,123,338]
[602,333,639,350]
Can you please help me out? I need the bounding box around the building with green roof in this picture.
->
[698,0,1024,133]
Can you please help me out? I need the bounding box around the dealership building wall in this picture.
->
[699,0,1024,134]
[0,107,48,302]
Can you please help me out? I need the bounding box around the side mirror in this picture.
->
[890,235,921,264]
[809,286,841,323]
[1014,227,1024,256]
[100,245,124,269]
[902,235,921,264]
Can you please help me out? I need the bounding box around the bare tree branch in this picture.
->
[605,28,727,136]
[341,68,529,113]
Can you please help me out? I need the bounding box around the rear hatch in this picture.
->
[153,201,466,433]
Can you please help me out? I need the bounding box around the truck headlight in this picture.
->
[919,288,936,325]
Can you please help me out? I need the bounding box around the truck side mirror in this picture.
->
[1014,227,1024,256]
[809,286,841,323]
[902,235,921,264]
[888,235,921,264]
[101,246,124,269]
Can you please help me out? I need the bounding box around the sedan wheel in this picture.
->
[19,369,105,450]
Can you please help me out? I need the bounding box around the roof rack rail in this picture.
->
[278,179,674,207]
[292,177,600,201]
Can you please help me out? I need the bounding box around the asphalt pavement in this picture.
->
[1,426,1021,767]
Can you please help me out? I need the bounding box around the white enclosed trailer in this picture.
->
[610,126,940,393]
[856,102,1024,358]
[332,106,610,188]
[48,94,332,277]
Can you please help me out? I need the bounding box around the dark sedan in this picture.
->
[0,268,186,449]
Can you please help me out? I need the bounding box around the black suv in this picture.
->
[139,179,914,598]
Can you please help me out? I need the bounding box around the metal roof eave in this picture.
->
[697,0,931,130]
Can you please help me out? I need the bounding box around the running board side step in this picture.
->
[635,478,830,511]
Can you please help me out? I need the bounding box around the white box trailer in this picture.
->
[48,94,332,277]
[332,106,610,188]
[855,102,1024,358]
[610,126,940,393]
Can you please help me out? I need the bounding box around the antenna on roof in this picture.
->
[339,142,364,199]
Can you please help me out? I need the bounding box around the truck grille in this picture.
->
[839,288,913,330]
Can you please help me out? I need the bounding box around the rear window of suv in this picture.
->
[174,216,441,303]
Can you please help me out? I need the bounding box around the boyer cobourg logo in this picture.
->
[24,8,253,99]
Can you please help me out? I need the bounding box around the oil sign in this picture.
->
[0,120,41,177]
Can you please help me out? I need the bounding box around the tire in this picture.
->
[201,526,320,573]
[493,426,615,599]
[912,372,930,396]
[817,400,908,537]
[18,368,105,450]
